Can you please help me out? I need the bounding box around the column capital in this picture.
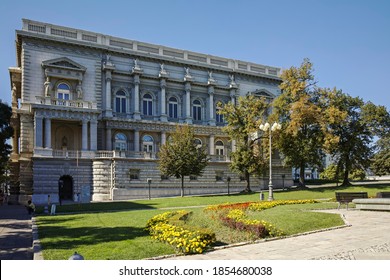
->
[208,85,214,95]
[105,71,112,81]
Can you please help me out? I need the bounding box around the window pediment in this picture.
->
[42,57,86,80]
[251,89,275,99]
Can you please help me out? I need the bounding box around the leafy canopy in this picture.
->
[220,94,269,192]
[158,125,209,196]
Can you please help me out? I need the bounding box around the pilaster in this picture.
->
[133,74,141,120]
[160,78,168,122]
[185,82,192,124]
[34,115,43,148]
[208,86,215,126]
[134,130,140,152]
[82,119,88,151]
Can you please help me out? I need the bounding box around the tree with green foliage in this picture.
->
[371,136,390,176]
[272,59,325,187]
[319,164,343,180]
[158,125,209,197]
[0,101,14,186]
[321,90,390,186]
[220,94,269,192]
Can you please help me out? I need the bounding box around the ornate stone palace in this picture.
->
[8,19,292,204]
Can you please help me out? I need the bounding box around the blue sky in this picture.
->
[1,0,389,110]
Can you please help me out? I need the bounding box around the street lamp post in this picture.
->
[259,122,281,201]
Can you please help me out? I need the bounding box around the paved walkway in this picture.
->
[168,209,390,260]
[0,205,33,260]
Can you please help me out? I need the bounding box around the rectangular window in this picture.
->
[193,106,201,121]
[216,113,224,123]
[129,169,140,180]
[169,103,178,118]
[121,98,126,113]
[143,100,153,116]
[189,175,197,181]
[216,171,224,182]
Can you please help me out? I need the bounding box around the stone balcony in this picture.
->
[32,149,231,162]
[35,96,97,109]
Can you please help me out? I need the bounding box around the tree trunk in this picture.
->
[342,168,351,186]
[181,176,184,197]
[341,156,351,186]
[244,171,252,193]
[299,161,306,188]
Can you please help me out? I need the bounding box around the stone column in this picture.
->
[105,71,113,117]
[34,115,43,148]
[133,75,141,120]
[44,118,51,149]
[161,131,166,146]
[82,119,88,151]
[106,127,112,150]
[185,82,192,124]
[208,86,215,126]
[231,139,237,152]
[209,134,215,155]
[134,130,140,152]
[160,79,167,121]
[90,120,97,151]
[230,88,236,105]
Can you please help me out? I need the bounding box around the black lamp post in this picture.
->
[147,178,152,200]
[227,176,231,195]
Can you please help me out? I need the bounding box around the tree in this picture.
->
[321,90,390,186]
[0,101,14,186]
[272,59,325,187]
[220,94,269,192]
[158,125,209,197]
[371,136,390,176]
[319,164,343,181]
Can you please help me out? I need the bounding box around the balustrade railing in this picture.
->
[34,149,230,162]
[36,96,96,109]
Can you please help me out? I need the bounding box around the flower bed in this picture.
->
[205,199,317,239]
[146,210,215,254]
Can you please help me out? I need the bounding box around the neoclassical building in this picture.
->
[9,19,292,204]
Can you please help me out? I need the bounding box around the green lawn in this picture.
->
[35,182,390,260]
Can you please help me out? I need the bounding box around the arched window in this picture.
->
[115,90,126,113]
[168,96,178,119]
[215,140,224,156]
[142,135,154,152]
[143,93,153,116]
[114,133,127,151]
[57,83,70,100]
[216,101,224,123]
[192,99,202,121]
[194,138,202,149]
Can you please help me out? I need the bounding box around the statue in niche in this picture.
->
[44,77,52,97]
[61,136,68,150]
[76,81,83,99]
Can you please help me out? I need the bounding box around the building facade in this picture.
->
[9,19,292,204]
